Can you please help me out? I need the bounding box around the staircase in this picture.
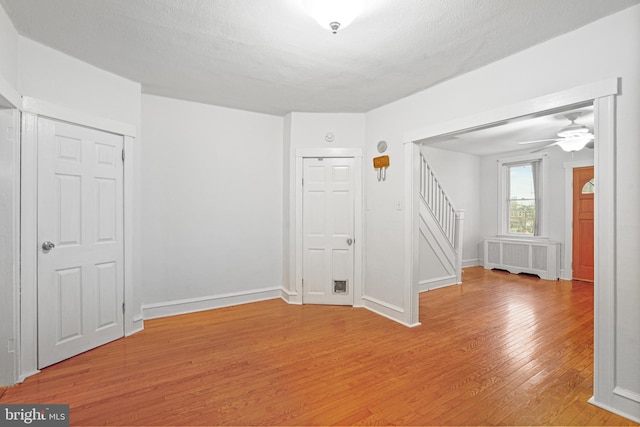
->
[418,151,464,289]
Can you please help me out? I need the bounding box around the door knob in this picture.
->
[346,238,353,246]
[42,241,55,251]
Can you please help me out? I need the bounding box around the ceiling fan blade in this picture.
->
[530,142,559,153]
[517,138,562,145]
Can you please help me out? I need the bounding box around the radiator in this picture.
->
[483,238,560,281]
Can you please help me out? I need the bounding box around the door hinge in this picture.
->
[122,302,125,314]
[122,148,125,162]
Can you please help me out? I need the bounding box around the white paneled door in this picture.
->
[302,157,354,305]
[37,118,124,368]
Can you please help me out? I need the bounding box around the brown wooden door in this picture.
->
[572,166,594,282]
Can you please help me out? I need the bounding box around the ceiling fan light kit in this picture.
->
[518,111,594,153]
[556,135,592,152]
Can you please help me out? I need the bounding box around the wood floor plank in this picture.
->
[1,267,637,426]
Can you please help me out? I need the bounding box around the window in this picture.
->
[498,154,547,237]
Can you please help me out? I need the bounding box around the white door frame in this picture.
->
[0,103,21,386]
[403,78,620,415]
[293,148,363,306]
[18,97,140,382]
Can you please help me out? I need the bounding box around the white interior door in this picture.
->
[37,118,124,368]
[302,157,354,305]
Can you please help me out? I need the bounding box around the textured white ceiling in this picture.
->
[1,0,638,115]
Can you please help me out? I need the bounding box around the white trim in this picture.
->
[123,135,142,335]
[613,387,640,406]
[0,108,21,386]
[419,276,457,292]
[280,288,302,305]
[405,80,629,420]
[589,396,640,424]
[0,74,22,109]
[462,259,481,268]
[293,148,364,307]
[295,147,362,158]
[142,288,281,320]
[21,97,137,138]
[19,110,139,384]
[404,78,618,143]
[19,112,39,381]
[592,95,618,409]
[563,159,594,281]
[405,142,421,326]
[9,109,20,385]
[361,295,422,328]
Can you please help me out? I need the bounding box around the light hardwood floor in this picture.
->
[1,267,637,426]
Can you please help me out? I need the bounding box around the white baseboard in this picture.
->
[126,316,144,336]
[18,370,39,384]
[142,287,281,320]
[462,258,481,268]
[361,295,420,327]
[559,269,573,281]
[589,395,640,424]
[280,288,302,305]
[419,275,458,292]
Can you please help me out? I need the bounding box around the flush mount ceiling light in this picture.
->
[303,0,363,34]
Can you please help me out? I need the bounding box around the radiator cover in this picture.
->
[483,237,560,280]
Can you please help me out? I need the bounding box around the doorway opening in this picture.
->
[404,80,618,409]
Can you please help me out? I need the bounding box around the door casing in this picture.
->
[301,157,355,305]
[293,148,363,307]
[19,99,140,383]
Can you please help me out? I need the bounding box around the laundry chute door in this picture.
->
[302,157,355,306]
[37,118,125,368]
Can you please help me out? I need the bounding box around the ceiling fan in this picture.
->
[517,112,594,152]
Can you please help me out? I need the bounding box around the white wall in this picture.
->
[283,112,365,302]
[365,4,640,420]
[17,37,140,126]
[289,112,365,149]
[11,34,144,382]
[421,146,481,265]
[16,35,144,323]
[418,235,449,284]
[0,5,18,89]
[140,95,284,314]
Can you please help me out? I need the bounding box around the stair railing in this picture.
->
[419,151,465,283]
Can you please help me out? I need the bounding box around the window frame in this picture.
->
[497,153,549,239]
